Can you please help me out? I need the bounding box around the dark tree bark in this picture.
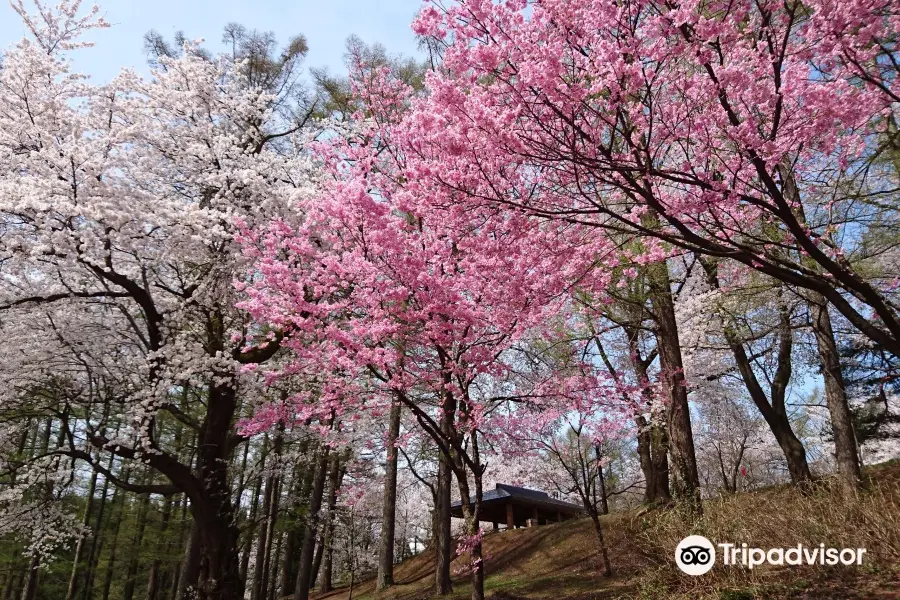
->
[123,492,151,600]
[81,457,113,600]
[293,444,330,600]
[101,478,131,600]
[19,557,39,600]
[168,496,191,600]
[175,519,201,600]
[646,258,701,511]
[253,430,282,600]
[700,258,813,486]
[278,461,306,597]
[313,455,344,592]
[434,391,455,596]
[623,329,672,505]
[66,463,99,600]
[266,532,283,600]
[778,165,861,489]
[594,446,609,515]
[810,296,862,489]
[377,400,402,590]
[193,382,244,600]
[251,436,274,600]
[239,470,264,594]
[146,495,174,600]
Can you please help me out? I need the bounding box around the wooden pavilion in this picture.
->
[449,484,585,530]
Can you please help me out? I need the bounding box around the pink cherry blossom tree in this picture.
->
[395,0,900,489]
[237,62,620,600]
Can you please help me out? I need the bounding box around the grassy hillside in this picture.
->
[315,462,900,600]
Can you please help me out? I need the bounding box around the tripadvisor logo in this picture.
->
[675,535,716,575]
[675,536,867,575]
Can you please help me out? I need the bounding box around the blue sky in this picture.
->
[0,0,425,80]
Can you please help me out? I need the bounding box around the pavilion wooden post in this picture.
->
[532,506,539,526]
[505,503,515,529]
[492,521,498,532]
[556,511,562,523]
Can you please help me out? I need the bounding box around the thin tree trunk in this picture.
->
[589,515,612,577]
[81,457,113,600]
[266,533,283,600]
[312,456,343,592]
[434,404,456,596]
[18,557,39,600]
[123,492,151,600]
[293,444,330,600]
[377,400,402,590]
[146,495,174,600]
[100,477,131,600]
[251,437,274,600]
[594,446,609,515]
[168,495,191,600]
[278,462,306,597]
[255,429,282,600]
[451,422,484,600]
[239,472,264,591]
[621,322,671,504]
[779,162,861,490]
[5,563,24,600]
[66,464,99,600]
[174,518,201,600]
[318,461,347,595]
[20,419,54,600]
[701,258,813,486]
[6,424,35,600]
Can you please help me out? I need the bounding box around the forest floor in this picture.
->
[312,461,900,600]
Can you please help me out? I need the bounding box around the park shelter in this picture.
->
[450,484,585,530]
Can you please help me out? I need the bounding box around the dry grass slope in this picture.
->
[313,461,900,600]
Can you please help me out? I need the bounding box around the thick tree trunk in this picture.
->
[293,445,330,600]
[377,400,402,590]
[194,512,243,600]
[809,296,862,489]
[647,259,700,511]
[194,383,243,600]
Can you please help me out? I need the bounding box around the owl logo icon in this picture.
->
[675,535,716,575]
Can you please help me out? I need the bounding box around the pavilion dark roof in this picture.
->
[451,483,584,514]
